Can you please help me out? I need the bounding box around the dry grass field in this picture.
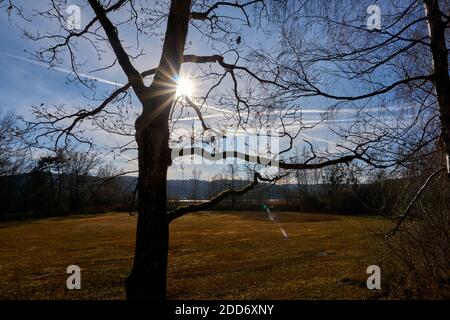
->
[0,211,384,299]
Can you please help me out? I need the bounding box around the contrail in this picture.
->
[0,51,125,87]
[176,114,223,122]
[299,132,336,146]
[0,50,379,151]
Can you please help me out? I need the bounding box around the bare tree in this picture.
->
[292,147,310,195]
[208,173,224,199]
[0,112,28,176]
[226,163,239,210]
[35,147,100,212]
[5,0,427,300]
[262,0,449,172]
[191,166,202,201]
[64,150,100,212]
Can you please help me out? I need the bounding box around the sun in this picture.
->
[175,76,194,98]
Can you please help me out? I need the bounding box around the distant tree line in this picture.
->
[0,111,447,223]
[0,150,130,219]
[167,161,406,216]
[0,112,131,219]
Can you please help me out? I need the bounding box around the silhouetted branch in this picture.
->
[386,167,446,237]
[87,0,146,96]
[191,0,263,24]
[167,171,279,222]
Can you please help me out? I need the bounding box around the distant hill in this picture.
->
[115,176,315,200]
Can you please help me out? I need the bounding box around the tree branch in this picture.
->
[87,0,145,97]
[191,0,262,24]
[167,171,278,223]
[171,145,371,170]
[386,167,446,237]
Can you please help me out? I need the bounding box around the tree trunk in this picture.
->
[125,106,171,300]
[424,0,450,173]
[125,0,192,300]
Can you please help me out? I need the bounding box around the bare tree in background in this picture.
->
[208,173,224,199]
[256,0,449,227]
[381,151,450,298]
[64,150,100,212]
[191,166,202,200]
[0,112,28,176]
[226,163,239,210]
[262,0,449,172]
[34,147,101,212]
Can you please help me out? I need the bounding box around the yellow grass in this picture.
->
[0,212,383,299]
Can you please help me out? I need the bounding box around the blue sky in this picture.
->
[0,1,404,180]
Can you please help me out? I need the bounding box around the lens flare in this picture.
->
[262,204,289,239]
[176,76,193,98]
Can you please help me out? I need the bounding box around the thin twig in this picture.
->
[386,167,446,237]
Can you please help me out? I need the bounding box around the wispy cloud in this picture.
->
[0,51,125,87]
